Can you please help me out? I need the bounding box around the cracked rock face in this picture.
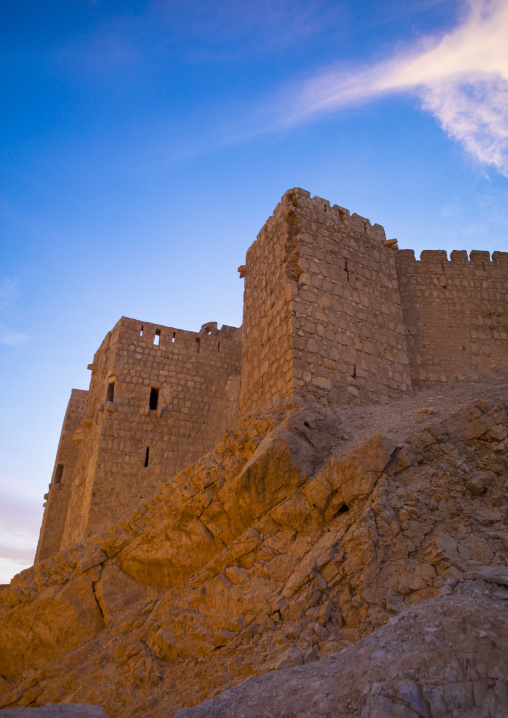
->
[0,383,507,717]
[176,572,508,718]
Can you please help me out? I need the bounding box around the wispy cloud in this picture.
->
[287,0,508,175]
[0,278,29,346]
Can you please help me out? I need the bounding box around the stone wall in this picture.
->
[396,249,508,386]
[240,188,412,415]
[36,317,241,553]
[35,389,88,563]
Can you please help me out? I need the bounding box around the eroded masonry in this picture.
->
[36,188,508,562]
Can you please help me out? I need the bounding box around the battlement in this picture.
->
[106,316,241,351]
[253,188,387,250]
[280,187,387,242]
[398,249,508,266]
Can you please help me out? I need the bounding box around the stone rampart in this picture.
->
[396,249,508,386]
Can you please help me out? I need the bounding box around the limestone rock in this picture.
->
[176,575,508,718]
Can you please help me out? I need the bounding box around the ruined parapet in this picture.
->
[396,249,508,386]
[239,188,412,415]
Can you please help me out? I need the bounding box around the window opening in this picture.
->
[172,332,176,343]
[149,387,159,411]
[196,337,201,353]
[144,447,150,467]
[55,464,64,484]
[352,365,356,379]
[140,325,144,337]
[344,260,350,282]
[217,341,221,352]
[154,329,160,346]
[106,382,115,403]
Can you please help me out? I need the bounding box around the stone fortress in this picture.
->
[36,187,508,563]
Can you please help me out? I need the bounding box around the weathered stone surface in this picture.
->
[176,575,508,718]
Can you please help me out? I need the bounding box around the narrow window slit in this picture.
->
[344,260,350,282]
[144,447,150,467]
[196,337,201,353]
[140,325,143,337]
[172,332,176,343]
[55,464,64,484]
[352,365,356,379]
[149,387,159,411]
[154,329,160,346]
[217,341,221,352]
[106,382,115,403]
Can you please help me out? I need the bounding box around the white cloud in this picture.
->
[288,0,508,175]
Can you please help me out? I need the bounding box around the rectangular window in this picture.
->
[55,464,64,484]
[217,341,221,352]
[149,387,159,411]
[172,332,176,343]
[144,447,150,467]
[196,337,201,353]
[154,329,160,346]
[140,325,143,336]
[106,382,115,403]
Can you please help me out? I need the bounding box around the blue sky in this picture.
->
[1,0,507,583]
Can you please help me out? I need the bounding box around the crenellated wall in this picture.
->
[396,248,508,386]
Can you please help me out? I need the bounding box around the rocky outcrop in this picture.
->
[0,382,507,717]
[177,570,508,718]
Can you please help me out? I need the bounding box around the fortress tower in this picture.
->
[239,188,412,413]
[36,188,508,563]
[36,317,241,562]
